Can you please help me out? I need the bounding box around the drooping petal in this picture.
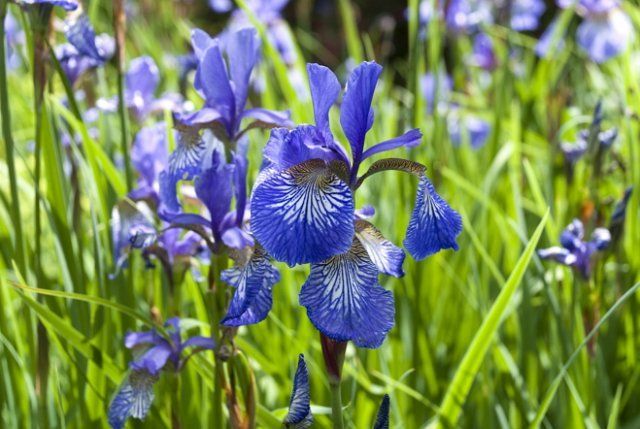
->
[221,248,280,326]
[576,10,633,63]
[404,176,462,260]
[355,220,405,278]
[64,14,104,61]
[340,61,382,164]
[537,246,577,266]
[307,63,341,132]
[251,159,355,266]
[197,44,235,130]
[283,354,313,428]
[130,344,173,375]
[361,129,422,160]
[373,394,390,429]
[226,28,260,121]
[299,239,395,348]
[107,370,158,429]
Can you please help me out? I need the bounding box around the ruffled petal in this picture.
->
[576,10,633,63]
[221,248,280,326]
[283,354,313,428]
[251,159,355,266]
[299,240,395,348]
[356,220,405,278]
[361,129,422,160]
[107,370,158,429]
[404,176,462,260]
[307,63,341,132]
[263,125,347,171]
[339,61,382,165]
[373,394,390,429]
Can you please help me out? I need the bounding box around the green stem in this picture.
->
[113,0,132,190]
[329,381,344,429]
[208,252,228,428]
[0,1,26,273]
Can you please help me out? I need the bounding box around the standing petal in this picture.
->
[355,220,405,278]
[404,176,462,260]
[284,354,313,428]
[130,344,173,375]
[64,14,104,61]
[226,28,260,122]
[340,62,383,165]
[197,44,236,131]
[194,146,234,234]
[125,57,159,113]
[107,370,158,429]
[221,248,280,326]
[299,240,395,348]
[251,159,355,266]
[307,63,341,132]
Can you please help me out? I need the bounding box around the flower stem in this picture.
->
[0,0,26,274]
[329,380,345,429]
[113,0,133,191]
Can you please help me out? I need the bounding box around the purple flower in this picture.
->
[448,111,491,149]
[251,62,460,348]
[445,0,492,33]
[55,33,114,85]
[538,219,611,279]
[4,11,24,70]
[554,0,633,63]
[209,0,296,65]
[18,0,78,10]
[421,72,452,114]
[471,32,496,70]
[511,0,546,31]
[129,123,171,202]
[107,318,214,429]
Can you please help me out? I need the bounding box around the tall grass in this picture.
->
[0,1,639,428]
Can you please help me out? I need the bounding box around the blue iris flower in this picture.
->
[251,62,462,347]
[55,14,114,85]
[538,219,611,279]
[107,318,215,429]
[209,0,297,65]
[539,0,633,63]
[511,0,546,31]
[283,354,313,429]
[17,0,78,10]
[4,11,24,70]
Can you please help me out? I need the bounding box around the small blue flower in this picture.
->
[129,123,171,203]
[445,0,492,33]
[18,0,78,10]
[55,33,114,85]
[373,394,390,429]
[4,11,24,70]
[538,219,611,279]
[107,318,215,429]
[283,354,313,428]
[448,110,491,149]
[421,72,452,114]
[511,0,545,31]
[471,33,496,71]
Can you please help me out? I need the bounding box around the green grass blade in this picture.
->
[529,282,640,429]
[433,210,549,429]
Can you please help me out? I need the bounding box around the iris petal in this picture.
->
[107,370,157,429]
[339,61,382,165]
[307,63,341,132]
[404,176,462,260]
[226,28,260,121]
[576,10,633,63]
[537,247,577,266]
[130,344,173,375]
[64,14,104,61]
[299,239,395,348]
[251,159,355,266]
[221,248,280,326]
[355,220,405,278]
[284,354,313,428]
[194,146,234,233]
[197,44,235,128]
